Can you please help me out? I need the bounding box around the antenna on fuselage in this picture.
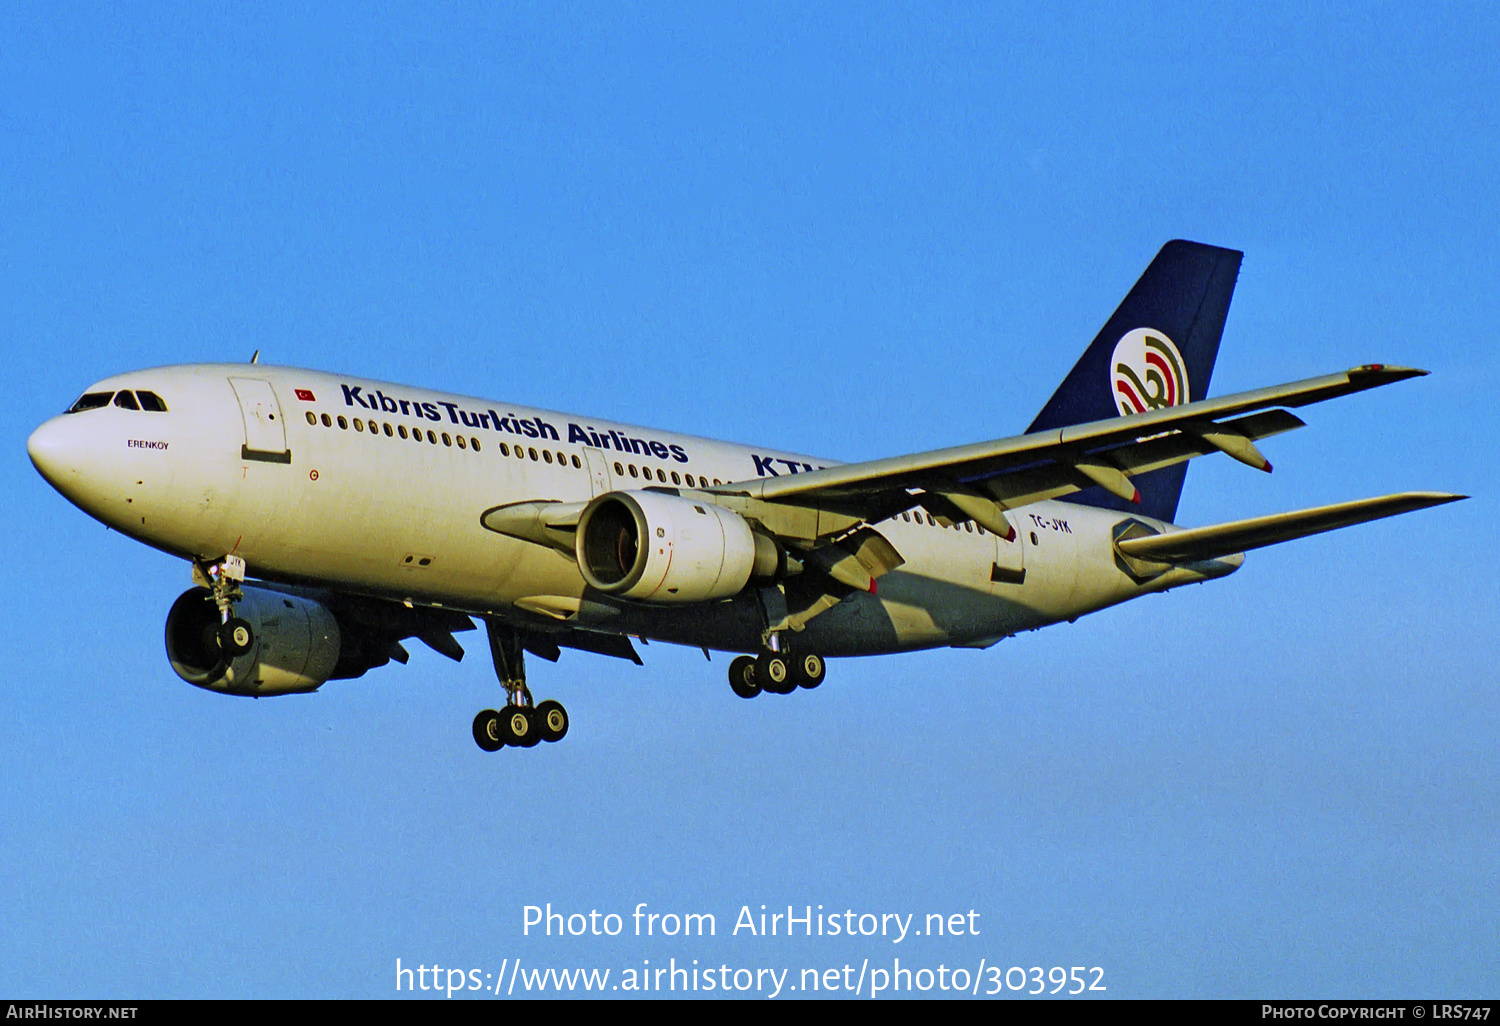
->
[250,350,260,364]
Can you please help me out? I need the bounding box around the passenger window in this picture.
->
[354,419,364,432]
[499,443,510,456]
[67,392,113,413]
[383,423,393,437]
[456,435,466,449]
[571,455,580,469]
[614,462,624,476]
[398,425,409,439]
[337,416,348,430]
[528,447,538,461]
[442,433,452,447]
[427,430,437,444]
[321,413,332,427]
[472,438,481,452]
[543,450,553,464]
[629,465,638,478]
[114,391,140,411]
[671,472,680,485]
[136,391,168,412]
[306,412,317,425]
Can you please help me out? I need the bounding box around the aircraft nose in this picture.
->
[28,416,72,487]
[28,414,103,503]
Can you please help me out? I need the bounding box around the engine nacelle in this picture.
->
[165,585,342,696]
[575,491,775,602]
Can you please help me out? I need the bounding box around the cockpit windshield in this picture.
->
[65,389,168,414]
[66,392,113,413]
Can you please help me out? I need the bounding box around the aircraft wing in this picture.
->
[718,365,1423,534]
[1113,491,1466,564]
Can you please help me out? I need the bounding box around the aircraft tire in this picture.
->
[794,653,826,689]
[220,617,254,657]
[729,656,761,699]
[505,705,541,748]
[472,709,505,752]
[757,652,793,694]
[536,700,569,742]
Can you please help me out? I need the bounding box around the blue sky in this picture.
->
[2,2,1495,998]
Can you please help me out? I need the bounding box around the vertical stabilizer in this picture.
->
[1026,240,1243,522]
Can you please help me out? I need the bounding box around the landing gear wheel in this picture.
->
[220,617,254,657]
[729,655,761,699]
[472,709,504,752]
[794,653,826,689]
[536,700,569,742]
[757,652,794,694]
[504,705,540,748]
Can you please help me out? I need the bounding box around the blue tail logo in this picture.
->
[1026,240,1243,523]
[1111,328,1188,415]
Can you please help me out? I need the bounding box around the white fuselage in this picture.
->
[28,364,1240,660]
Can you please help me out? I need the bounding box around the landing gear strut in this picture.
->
[195,555,255,657]
[472,621,570,752]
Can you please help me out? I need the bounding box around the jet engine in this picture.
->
[575,490,779,602]
[165,585,342,696]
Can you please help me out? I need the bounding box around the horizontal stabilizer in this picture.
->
[1116,491,1465,563]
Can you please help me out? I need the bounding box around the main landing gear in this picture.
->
[472,621,570,752]
[728,643,826,699]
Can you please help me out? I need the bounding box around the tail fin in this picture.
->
[1026,240,1243,522]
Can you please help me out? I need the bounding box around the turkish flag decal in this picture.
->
[294,388,316,402]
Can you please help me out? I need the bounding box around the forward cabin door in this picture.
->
[229,378,291,464]
[582,448,613,497]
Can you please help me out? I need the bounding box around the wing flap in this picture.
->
[971,409,1305,512]
[1115,491,1465,563]
[734,366,1418,510]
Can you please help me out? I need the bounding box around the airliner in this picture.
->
[27,241,1463,751]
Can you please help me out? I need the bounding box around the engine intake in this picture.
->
[575,491,775,602]
[165,585,342,696]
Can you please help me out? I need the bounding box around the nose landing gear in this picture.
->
[195,555,256,656]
